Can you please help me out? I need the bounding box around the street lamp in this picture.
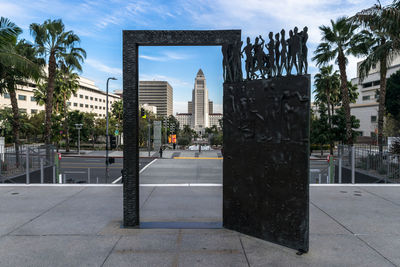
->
[75,123,83,155]
[106,77,117,183]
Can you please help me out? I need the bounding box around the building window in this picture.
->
[90,97,93,100]
[95,98,98,101]
[95,106,98,109]
[67,102,71,106]
[85,96,88,99]
[73,103,78,107]
[18,95,26,101]
[30,96,36,101]
[362,95,371,101]
[31,109,37,114]
[80,94,83,98]
[4,93,10,99]
[80,103,83,107]
[371,116,377,123]
[90,105,93,108]
[357,131,363,136]
[103,107,105,110]
[85,104,88,108]
[103,99,105,103]
[19,108,27,113]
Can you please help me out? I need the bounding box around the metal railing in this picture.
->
[0,145,57,183]
[337,145,400,183]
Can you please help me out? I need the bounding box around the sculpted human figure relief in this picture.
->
[293,27,301,75]
[253,35,265,79]
[280,29,288,76]
[300,26,308,75]
[222,26,308,82]
[275,33,281,76]
[222,44,232,82]
[267,32,275,78]
[233,40,243,82]
[241,37,254,80]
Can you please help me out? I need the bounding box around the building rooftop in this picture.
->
[196,68,204,77]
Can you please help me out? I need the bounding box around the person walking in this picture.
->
[159,146,163,158]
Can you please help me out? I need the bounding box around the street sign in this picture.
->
[115,130,119,135]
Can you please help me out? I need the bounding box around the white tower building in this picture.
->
[192,69,209,133]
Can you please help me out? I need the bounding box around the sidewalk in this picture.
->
[0,185,399,266]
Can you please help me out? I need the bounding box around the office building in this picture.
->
[350,55,400,137]
[0,76,120,117]
[138,81,173,118]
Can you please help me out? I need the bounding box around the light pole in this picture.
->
[106,77,117,183]
[75,124,83,155]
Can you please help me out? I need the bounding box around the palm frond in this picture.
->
[0,17,21,46]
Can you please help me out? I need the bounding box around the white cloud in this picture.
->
[85,59,122,76]
[213,104,223,113]
[139,74,191,88]
[174,101,189,114]
[139,51,192,62]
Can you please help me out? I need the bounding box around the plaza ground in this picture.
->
[0,154,399,266]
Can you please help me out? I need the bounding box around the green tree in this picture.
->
[313,16,368,145]
[30,19,86,146]
[0,18,43,165]
[314,65,341,154]
[351,1,400,152]
[386,70,400,118]
[111,100,123,127]
[332,107,360,144]
[310,105,331,156]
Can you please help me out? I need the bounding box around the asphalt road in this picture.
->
[60,156,155,184]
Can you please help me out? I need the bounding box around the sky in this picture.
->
[1,0,392,114]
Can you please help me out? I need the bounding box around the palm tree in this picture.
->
[58,66,79,152]
[351,1,400,152]
[0,18,43,163]
[313,17,370,145]
[30,19,85,146]
[314,65,341,154]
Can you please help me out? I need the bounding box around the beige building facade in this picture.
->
[0,76,120,117]
[350,55,400,137]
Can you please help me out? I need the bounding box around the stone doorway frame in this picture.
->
[122,30,241,227]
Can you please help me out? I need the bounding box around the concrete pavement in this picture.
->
[0,157,399,266]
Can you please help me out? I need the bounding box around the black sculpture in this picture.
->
[123,29,310,254]
[225,26,308,82]
[241,37,254,80]
[267,32,275,78]
[280,29,288,76]
[300,26,308,75]
[223,40,243,83]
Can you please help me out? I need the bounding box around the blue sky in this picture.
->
[1,0,392,113]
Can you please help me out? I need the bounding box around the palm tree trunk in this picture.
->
[45,53,56,146]
[63,93,70,152]
[338,51,352,145]
[378,52,387,153]
[9,88,20,166]
[326,84,334,155]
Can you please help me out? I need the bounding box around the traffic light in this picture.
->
[110,135,117,149]
[141,108,146,118]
